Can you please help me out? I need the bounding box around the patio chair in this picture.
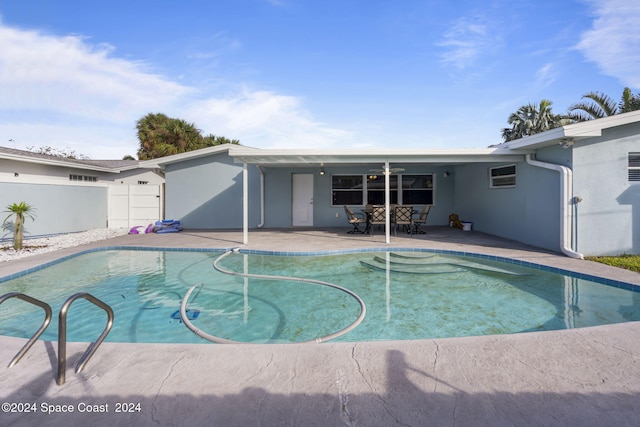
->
[343,205,366,234]
[368,205,386,235]
[412,205,431,234]
[393,205,414,236]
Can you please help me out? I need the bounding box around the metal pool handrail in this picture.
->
[179,249,367,344]
[57,292,114,385]
[0,292,52,368]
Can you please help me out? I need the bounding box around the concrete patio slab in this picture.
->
[1,227,639,426]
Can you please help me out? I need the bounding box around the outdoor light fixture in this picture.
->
[320,168,325,175]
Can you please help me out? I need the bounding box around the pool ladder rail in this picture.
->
[0,292,114,386]
[0,292,52,368]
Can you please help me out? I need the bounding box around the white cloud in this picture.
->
[535,63,557,88]
[0,24,192,122]
[438,17,488,70]
[576,0,640,88]
[0,20,354,158]
[185,89,356,149]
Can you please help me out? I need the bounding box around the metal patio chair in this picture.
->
[368,205,387,235]
[343,205,366,234]
[412,205,431,234]
[393,205,414,236]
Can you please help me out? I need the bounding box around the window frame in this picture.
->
[330,173,434,207]
[629,153,640,182]
[331,174,364,206]
[489,164,516,189]
[69,174,98,183]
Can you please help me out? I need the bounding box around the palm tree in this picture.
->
[567,87,640,121]
[501,99,566,142]
[136,113,240,160]
[620,87,640,113]
[2,202,36,250]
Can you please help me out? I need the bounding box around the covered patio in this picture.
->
[227,146,525,245]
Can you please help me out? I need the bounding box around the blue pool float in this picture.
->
[154,219,183,234]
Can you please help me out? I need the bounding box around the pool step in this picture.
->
[360,259,466,274]
[366,253,527,276]
[389,252,437,260]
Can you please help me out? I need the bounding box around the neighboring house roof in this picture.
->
[501,109,640,151]
[0,146,142,173]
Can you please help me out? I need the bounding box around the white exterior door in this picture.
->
[292,174,314,226]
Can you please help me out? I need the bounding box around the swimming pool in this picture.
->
[1,248,639,344]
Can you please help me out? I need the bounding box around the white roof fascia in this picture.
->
[228,147,524,165]
[504,110,640,150]
[138,144,252,168]
[0,151,118,173]
[113,164,147,172]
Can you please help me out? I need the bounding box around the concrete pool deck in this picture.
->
[1,227,640,426]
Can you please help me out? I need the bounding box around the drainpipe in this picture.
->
[256,166,265,228]
[525,154,584,259]
[243,163,248,245]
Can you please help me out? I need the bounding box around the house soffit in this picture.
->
[228,148,525,166]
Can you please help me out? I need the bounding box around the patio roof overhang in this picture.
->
[228,146,526,166]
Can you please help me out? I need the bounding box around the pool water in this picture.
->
[1,249,639,344]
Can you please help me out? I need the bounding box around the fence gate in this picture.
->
[108,184,162,229]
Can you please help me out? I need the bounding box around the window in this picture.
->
[332,175,363,205]
[629,153,640,182]
[490,165,516,188]
[402,175,434,204]
[331,173,434,206]
[367,175,398,204]
[69,174,97,182]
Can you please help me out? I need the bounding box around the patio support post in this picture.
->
[384,160,390,244]
[243,162,249,245]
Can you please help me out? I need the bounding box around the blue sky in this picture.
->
[1,0,639,159]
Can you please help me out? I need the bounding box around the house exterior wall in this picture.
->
[0,157,163,239]
[101,169,164,185]
[572,122,640,255]
[0,159,162,185]
[164,152,260,229]
[0,182,107,239]
[262,164,455,228]
[453,160,560,252]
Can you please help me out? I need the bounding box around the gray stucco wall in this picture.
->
[262,164,455,228]
[164,152,260,229]
[0,183,107,239]
[572,122,640,255]
[453,161,560,252]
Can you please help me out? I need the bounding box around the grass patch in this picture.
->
[586,255,640,273]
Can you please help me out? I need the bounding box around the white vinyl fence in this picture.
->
[108,184,162,229]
